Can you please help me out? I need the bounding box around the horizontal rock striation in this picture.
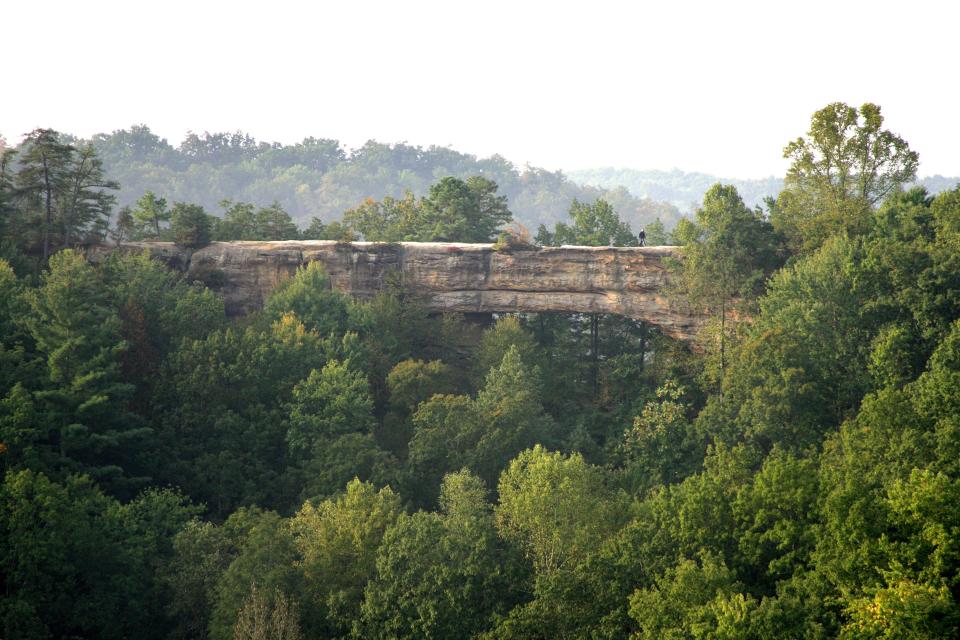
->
[88,241,704,341]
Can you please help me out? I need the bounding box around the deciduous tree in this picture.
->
[775,102,918,253]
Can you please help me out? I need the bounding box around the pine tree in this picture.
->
[170,202,212,248]
[0,140,18,244]
[15,129,74,260]
[113,206,135,245]
[255,202,299,240]
[24,250,150,495]
[132,191,170,239]
[58,144,119,245]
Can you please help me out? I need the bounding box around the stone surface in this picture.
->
[88,241,704,341]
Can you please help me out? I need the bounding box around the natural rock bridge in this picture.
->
[91,241,704,341]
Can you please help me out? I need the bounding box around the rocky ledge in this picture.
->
[88,241,703,341]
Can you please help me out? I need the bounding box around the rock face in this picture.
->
[89,241,703,341]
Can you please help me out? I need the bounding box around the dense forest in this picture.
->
[0,126,683,233]
[2,101,960,639]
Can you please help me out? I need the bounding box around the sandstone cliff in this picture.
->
[88,241,703,341]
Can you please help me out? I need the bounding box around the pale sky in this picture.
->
[3,0,958,178]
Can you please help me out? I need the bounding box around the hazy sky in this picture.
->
[4,0,958,178]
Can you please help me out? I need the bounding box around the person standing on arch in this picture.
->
[638,227,646,246]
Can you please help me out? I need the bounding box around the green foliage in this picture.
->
[667,184,784,403]
[152,314,328,515]
[342,175,512,242]
[23,250,149,494]
[290,479,402,637]
[359,471,524,639]
[286,360,375,454]
[11,131,118,260]
[342,192,421,241]
[297,433,399,503]
[409,347,554,497]
[300,216,356,241]
[629,552,756,640]
[101,250,225,407]
[621,380,704,489]
[162,508,265,640]
[418,176,512,242]
[495,445,628,576]
[0,143,19,253]
[216,200,299,241]
[15,129,78,260]
[708,234,878,451]
[170,202,213,248]
[732,449,819,590]
[537,197,636,247]
[131,191,170,239]
[775,102,919,253]
[473,315,542,387]
[209,511,300,640]
[2,105,960,640]
[842,579,958,639]
[0,470,192,640]
[386,359,455,415]
[261,261,351,335]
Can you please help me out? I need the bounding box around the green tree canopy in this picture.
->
[170,202,212,248]
[775,102,919,253]
[536,197,635,247]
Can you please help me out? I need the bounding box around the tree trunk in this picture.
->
[42,157,52,262]
[719,297,726,404]
[638,320,648,375]
[590,313,599,399]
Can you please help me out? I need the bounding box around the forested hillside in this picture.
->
[2,102,960,639]
[30,127,682,232]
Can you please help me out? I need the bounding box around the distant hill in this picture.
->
[569,167,960,213]
[75,127,683,232]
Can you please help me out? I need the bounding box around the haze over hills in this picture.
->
[570,167,960,213]
[69,126,685,233]
[8,126,957,237]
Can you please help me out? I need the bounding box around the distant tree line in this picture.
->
[570,166,957,213]
[70,126,682,231]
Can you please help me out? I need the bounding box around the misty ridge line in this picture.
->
[4,126,957,233]
[570,168,959,212]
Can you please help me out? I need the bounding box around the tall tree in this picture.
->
[217,200,258,240]
[495,445,627,577]
[535,198,638,398]
[58,144,119,246]
[0,140,18,247]
[417,176,512,242]
[14,129,74,260]
[285,360,375,457]
[254,202,299,240]
[112,206,135,245]
[672,184,784,391]
[290,480,402,637]
[775,102,919,252]
[408,347,553,495]
[170,202,212,248]
[132,191,170,239]
[24,250,149,494]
